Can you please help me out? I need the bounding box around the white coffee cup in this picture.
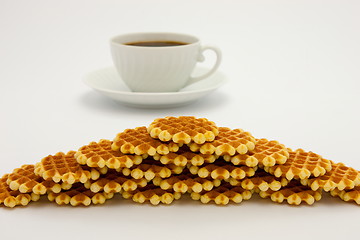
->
[110,32,222,92]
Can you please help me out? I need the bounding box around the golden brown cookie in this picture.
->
[148,116,219,144]
[112,127,180,156]
[153,172,221,193]
[75,139,144,169]
[190,184,252,205]
[227,169,288,191]
[34,151,101,184]
[188,160,257,180]
[264,149,332,180]
[89,169,147,193]
[224,138,289,167]
[7,164,67,195]
[48,183,114,206]
[331,186,360,205]
[301,162,360,191]
[0,174,40,208]
[153,146,218,167]
[122,184,182,205]
[121,158,184,181]
[188,127,256,155]
[259,180,322,205]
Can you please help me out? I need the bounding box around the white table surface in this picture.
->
[1,0,359,239]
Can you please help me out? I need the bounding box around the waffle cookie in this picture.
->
[122,184,182,205]
[264,149,332,180]
[76,139,144,169]
[188,127,256,156]
[89,169,147,193]
[224,138,289,167]
[331,186,360,205]
[153,173,221,193]
[191,184,253,205]
[7,164,68,195]
[48,183,114,206]
[188,161,257,180]
[121,159,184,181]
[301,163,360,191]
[112,126,180,156]
[0,174,40,208]
[148,116,219,144]
[227,169,289,191]
[259,180,322,205]
[153,146,218,167]
[35,151,101,184]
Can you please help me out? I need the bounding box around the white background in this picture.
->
[1,0,359,239]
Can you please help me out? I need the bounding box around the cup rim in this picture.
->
[110,32,200,48]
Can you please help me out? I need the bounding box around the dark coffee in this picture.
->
[125,41,188,47]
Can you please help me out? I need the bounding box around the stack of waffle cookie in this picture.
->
[1,116,359,207]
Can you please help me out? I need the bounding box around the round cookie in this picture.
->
[76,139,144,169]
[48,183,114,206]
[35,151,101,185]
[121,158,184,181]
[301,162,360,191]
[7,164,67,195]
[223,138,289,167]
[89,169,148,193]
[112,127,180,155]
[153,172,221,193]
[122,184,182,205]
[259,180,322,205]
[264,149,332,180]
[148,116,219,144]
[190,184,252,205]
[188,160,257,180]
[0,174,40,208]
[153,146,218,167]
[188,127,256,155]
[227,169,288,192]
[331,186,360,205]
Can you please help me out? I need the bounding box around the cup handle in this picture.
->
[186,45,222,86]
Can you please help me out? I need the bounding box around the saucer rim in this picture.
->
[83,67,227,96]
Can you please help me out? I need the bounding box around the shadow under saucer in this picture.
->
[82,66,228,109]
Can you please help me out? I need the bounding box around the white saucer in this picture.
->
[83,67,227,108]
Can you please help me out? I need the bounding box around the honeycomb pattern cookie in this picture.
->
[122,184,182,205]
[259,180,322,205]
[76,139,144,169]
[188,127,256,156]
[89,169,147,193]
[121,159,184,181]
[331,186,360,205]
[224,139,289,167]
[48,183,114,206]
[7,164,65,194]
[148,116,219,144]
[153,173,221,193]
[153,146,218,167]
[301,163,360,191]
[264,149,332,180]
[188,161,257,180]
[35,151,101,184]
[190,184,252,205]
[227,169,289,191]
[0,174,40,208]
[112,127,180,155]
